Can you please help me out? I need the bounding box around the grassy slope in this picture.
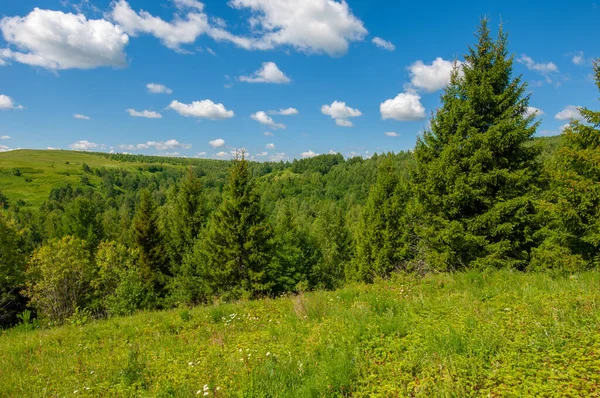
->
[0,150,181,207]
[1,271,598,397]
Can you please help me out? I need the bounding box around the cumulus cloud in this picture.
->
[0,95,24,110]
[209,138,225,148]
[266,143,275,149]
[228,0,367,56]
[269,107,298,115]
[380,92,426,121]
[110,0,209,52]
[384,131,399,137]
[264,131,274,136]
[321,101,361,127]
[126,109,162,118]
[0,8,128,70]
[239,62,291,84]
[74,114,91,120]
[0,135,10,139]
[168,99,234,120]
[555,105,583,121]
[525,106,544,118]
[147,83,173,94]
[407,58,461,92]
[301,150,318,158]
[119,139,190,151]
[195,151,207,157]
[172,0,205,11]
[251,111,285,129]
[0,144,11,152]
[372,37,395,51]
[214,151,229,159]
[517,55,559,75]
[572,51,585,66]
[69,140,105,151]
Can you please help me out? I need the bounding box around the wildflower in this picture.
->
[266,352,271,357]
[204,384,209,391]
[196,390,202,395]
[216,387,221,391]
[188,362,194,366]
[204,393,209,396]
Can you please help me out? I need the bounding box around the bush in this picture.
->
[25,236,95,324]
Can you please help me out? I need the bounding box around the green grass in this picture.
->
[0,150,182,207]
[1,270,599,397]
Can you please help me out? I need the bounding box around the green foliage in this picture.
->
[199,153,275,300]
[350,160,414,282]
[0,214,27,327]
[1,271,599,396]
[92,241,153,317]
[412,20,540,270]
[25,236,94,323]
[132,189,168,292]
[538,59,600,268]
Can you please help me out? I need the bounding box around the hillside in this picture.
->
[1,270,598,397]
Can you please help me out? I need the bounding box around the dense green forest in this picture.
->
[1,21,599,330]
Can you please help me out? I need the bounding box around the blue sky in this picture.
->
[0,0,598,160]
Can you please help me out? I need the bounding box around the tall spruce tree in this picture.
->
[350,159,412,282]
[535,60,600,270]
[200,152,274,299]
[412,20,540,270]
[132,189,168,290]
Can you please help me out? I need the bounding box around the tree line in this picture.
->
[1,20,598,328]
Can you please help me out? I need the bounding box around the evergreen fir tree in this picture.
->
[535,59,600,270]
[350,160,412,282]
[200,152,274,299]
[132,189,168,290]
[412,19,540,270]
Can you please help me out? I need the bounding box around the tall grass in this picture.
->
[1,270,599,396]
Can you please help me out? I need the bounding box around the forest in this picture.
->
[1,20,599,331]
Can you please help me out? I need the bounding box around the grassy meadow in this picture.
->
[1,270,599,397]
[0,150,181,207]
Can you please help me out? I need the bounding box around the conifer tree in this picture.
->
[132,189,168,290]
[350,160,412,282]
[167,166,206,266]
[535,60,600,269]
[200,152,274,299]
[412,19,540,270]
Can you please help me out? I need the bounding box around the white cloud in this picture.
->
[264,131,274,136]
[110,0,209,52]
[555,105,583,121]
[0,145,10,152]
[209,138,225,148]
[0,8,128,70]
[0,95,23,110]
[407,58,461,92]
[195,151,207,157]
[525,106,544,118]
[228,0,367,56]
[168,99,234,120]
[572,51,585,66]
[336,118,354,127]
[380,92,426,121]
[119,139,190,151]
[517,54,559,75]
[214,151,229,159]
[251,111,285,129]
[269,107,298,115]
[372,37,395,51]
[0,135,10,139]
[74,114,91,120]
[239,62,291,84]
[301,150,318,158]
[321,101,361,127]
[384,131,399,137]
[206,47,216,56]
[69,140,105,151]
[266,143,275,149]
[269,152,287,161]
[147,83,173,94]
[255,151,268,157]
[126,109,162,118]
[172,0,205,11]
